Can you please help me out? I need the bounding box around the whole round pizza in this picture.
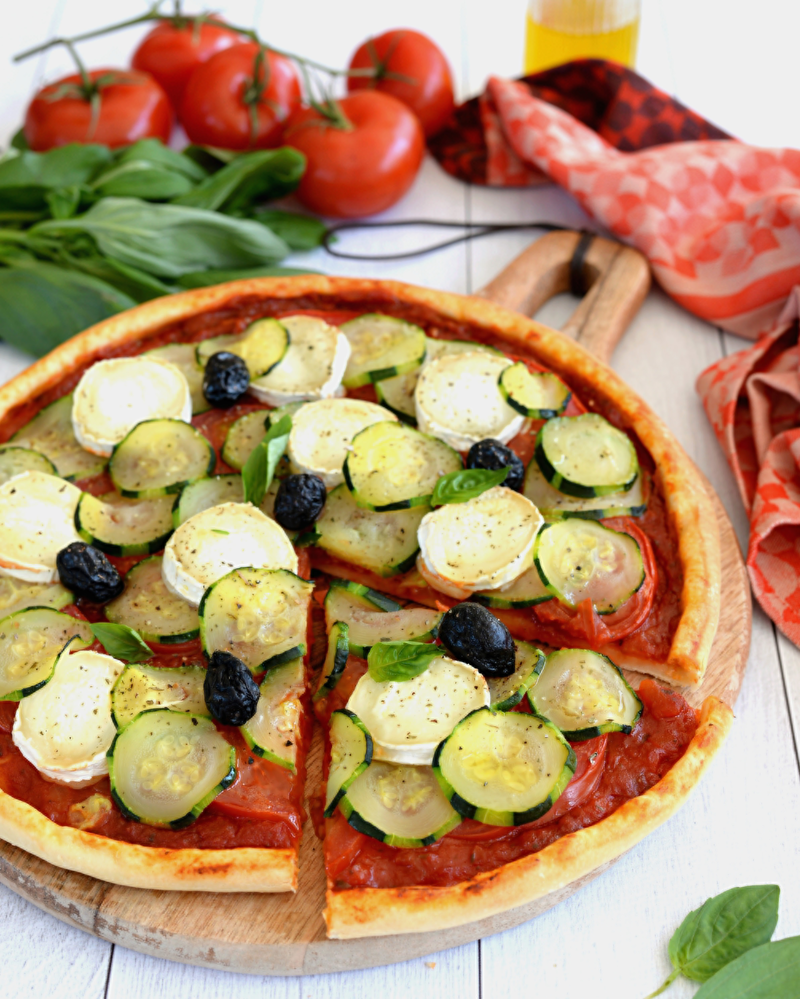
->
[0,275,732,939]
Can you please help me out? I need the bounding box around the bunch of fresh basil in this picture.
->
[0,138,326,356]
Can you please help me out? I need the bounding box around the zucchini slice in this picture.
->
[145,342,210,415]
[433,708,576,826]
[199,567,313,674]
[111,663,208,729]
[343,421,462,511]
[173,474,244,526]
[424,337,505,363]
[0,577,73,619]
[241,656,305,770]
[314,621,350,701]
[472,562,553,609]
[0,472,82,584]
[534,519,645,614]
[499,363,571,419]
[288,398,395,488]
[109,419,215,498]
[0,446,57,485]
[487,641,545,711]
[325,579,402,615]
[523,458,647,521]
[11,394,107,481]
[324,588,440,657]
[340,314,427,388]
[221,410,268,471]
[315,484,427,577]
[535,414,639,498]
[108,709,236,828]
[375,371,418,425]
[105,555,199,643]
[340,761,461,847]
[415,351,524,451]
[529,648,642,740]
[196,318,289,378]
[76,492,175,557]
[249,315,350,406]
[0,607,92,700]
[324,708,373,816]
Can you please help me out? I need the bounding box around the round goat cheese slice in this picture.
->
[13,648,125,784]
[417,485,543,598]
[414,351,524,451]
[249,315,351,406]
[288,398,397,488]
[0,471,82,584]
[162,502,298,605]
[72,356,192,457]
[346,655,489,765]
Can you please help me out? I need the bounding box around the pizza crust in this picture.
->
[324,696,733,938]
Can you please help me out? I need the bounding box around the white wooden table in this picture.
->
[2,2,800,996]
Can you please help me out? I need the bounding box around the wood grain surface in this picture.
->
[0,236,752,975]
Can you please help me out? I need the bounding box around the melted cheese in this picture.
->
[72,357,192,457]
[346,655,489,765]
[417,485,543,598]
[12,648,124,784]
[0,472,81,584]
[249,316,351,406]
[288,397,396,488]
[162,502,298,605]
[414,351,524,451]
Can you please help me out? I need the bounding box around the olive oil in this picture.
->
[524,0,640,74]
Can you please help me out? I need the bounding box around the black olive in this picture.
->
[438,603,516,678]
[466,438,524,492]
[274,473,327,531]
[56,542,124,604]
[204,650,260,726]
[203,351,250,408]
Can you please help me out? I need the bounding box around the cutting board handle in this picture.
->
[476,230,651,364]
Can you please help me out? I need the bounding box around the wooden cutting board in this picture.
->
[0,233,752,975]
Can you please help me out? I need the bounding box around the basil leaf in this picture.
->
[0,145,111,211]
[10,128,28,151]
[90,622,152,663]
[242,413,292,507]
[45,185,82,220]
[176,264,318,289]
[90,160,195,200]
[694,936,800,998]
[173,148,306,214]
[57,248,172,303]
[182,145,239,173]
[367,641,441,683]
[0,261,136,356]
[669,885,780,983]
[114,139,208,183]
[31,198,290,278]
[249,210,327,250]
[432,467,509,506]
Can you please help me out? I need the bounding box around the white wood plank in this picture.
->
[0,881,110,999]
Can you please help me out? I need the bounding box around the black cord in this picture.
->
[322,218,577,262]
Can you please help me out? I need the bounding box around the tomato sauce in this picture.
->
[0,293,688,863]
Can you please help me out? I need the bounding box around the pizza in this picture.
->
[0,275,733,938]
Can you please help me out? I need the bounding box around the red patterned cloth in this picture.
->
[698,291,800,642]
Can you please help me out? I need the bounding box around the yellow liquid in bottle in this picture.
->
[524,11,639,74]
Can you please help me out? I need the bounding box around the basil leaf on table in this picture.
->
[694,936,800,998]
[250,209,327,250]
[367,641,441,683]
[0,144,111,213]
[45,185,82,220]
[114,139,208,183]
[57,248,173,303]
[30,198,291,278]
[176,264,318,289]
[0,261,135,356]
[432,467,509,507]
[173,147,306,214]
[242,414,292,507]
[89,160,196,201]
[90,622,152,663]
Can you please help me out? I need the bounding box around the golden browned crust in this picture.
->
[0,788,297,891]
[325,696,733,938]
[0,274,724,897]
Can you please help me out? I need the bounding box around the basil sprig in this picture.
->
[90,622,152,663]
[694,936,800,997]
[367,641,441,683]
[644,885,781,998]
[431,467,508,507]
[242,413,292,507]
